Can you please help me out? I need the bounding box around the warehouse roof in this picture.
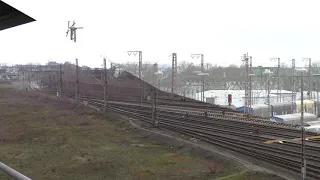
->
[0,1,35,31]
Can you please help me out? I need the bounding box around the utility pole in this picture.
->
[249,73,255,113]
[202,75,205,102]
[318,80,319,117]
[75,59,79,100]
[49,73,52,91]
[292,59,296,113]
[37,71,39,85]
[303,58,312,99]
[127,51,143,105]
[22,71,25,91]
[28,69,30,85]
[300,77,306,180]
[308,58,312,100]
[59,64,63,97]
[103,57,108,110]
[271,58,281,102]
[191,54,204,101]
[241,53,250,113]
[151,87,158,127]
[312,74,320,117]
[171,53,177,94]
[316,79,319,117]
[267,73,271,117]
[249,56,252,108]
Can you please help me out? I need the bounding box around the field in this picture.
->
[0,84,284,180]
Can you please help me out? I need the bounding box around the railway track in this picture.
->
[79,96,301,129]
[73,95,320,179]
[45,92,320,178]
[81,98,320,179]
[57,93,313,134]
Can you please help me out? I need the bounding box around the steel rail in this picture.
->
[105,104,320,162]
[45,92,320,178]
[104,105,320,179]
[79,96,301,129]
[107,103,311,140]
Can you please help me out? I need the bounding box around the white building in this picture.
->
[195,89,295,107]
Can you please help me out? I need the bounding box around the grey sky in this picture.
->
[1,0,320,68]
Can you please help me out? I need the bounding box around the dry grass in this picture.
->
[0,85,284,180]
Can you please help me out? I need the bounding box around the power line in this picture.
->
[127,51,143,105]
[191,54,204,102]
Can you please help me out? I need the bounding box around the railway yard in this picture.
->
[2,1,320,179]
[33,69,320,179]
[0,83,286,180]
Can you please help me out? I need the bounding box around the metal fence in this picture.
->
[0,162,31,180]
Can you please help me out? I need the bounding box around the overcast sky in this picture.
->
[1,0,320,68]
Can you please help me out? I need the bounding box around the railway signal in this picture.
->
[228,94,232,106]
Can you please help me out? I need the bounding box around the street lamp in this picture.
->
[313,74,320,117]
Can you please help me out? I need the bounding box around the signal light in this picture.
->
[228,94,232,105]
